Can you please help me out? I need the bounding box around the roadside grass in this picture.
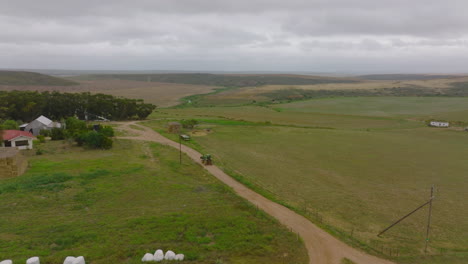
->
[0,140,308,264]
[144,97,468,264]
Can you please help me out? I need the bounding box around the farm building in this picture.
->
[429,121,449,128]
[1,130,35,150]
[20,115,62,136]
[0,148,28,178]
[168,122,182,134]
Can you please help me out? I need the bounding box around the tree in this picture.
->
[1,120,19,130]
[181,119,198,129]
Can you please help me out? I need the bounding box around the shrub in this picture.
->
[51,128,65,140]
[100,126,115,137]
[39,129,51,137]
[181,119,198,129]
[80,131,113,149]
[37,135,46,143]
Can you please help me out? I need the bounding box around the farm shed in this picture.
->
[21,115,62,136]
[429,121,449,128]
[168,122,182,133]
[1,130,35,150]
[0,147,28,178]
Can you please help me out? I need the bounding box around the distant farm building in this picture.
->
[20,115,62,136]
[1,130,35,150]
[429,121,449,128]
[0,148,28,178]
[180,134,191,141]
[168,122,182,134]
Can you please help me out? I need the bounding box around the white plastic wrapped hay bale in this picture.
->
[26,257,40,264]
[153,250,164,262]
[175,254,184,261]
[72,256,85,264]
[141,253,154,262]
[0,260,13,264]
[63,256,76,264]
[164,250,175,260]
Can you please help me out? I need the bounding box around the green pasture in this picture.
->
[0,140,307,264]
[279,97,468,119]
[146,96,468,264]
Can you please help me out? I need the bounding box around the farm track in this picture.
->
[115,121,396,264]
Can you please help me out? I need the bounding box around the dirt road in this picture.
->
[116,122,396,264]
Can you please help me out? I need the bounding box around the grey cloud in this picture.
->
[1,0,468,72]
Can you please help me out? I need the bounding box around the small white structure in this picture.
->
[154,250,164,262]
[0,260,13,264]
[141,253,154,262]
[22,115,62,136]
[164,251,176,260]
[175,254,185,261]
[64,256,76,264]
[72,256,85,264]
[26,256,40,264]
[1,130,35,150]
[429,121,449,128]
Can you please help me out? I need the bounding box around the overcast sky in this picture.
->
[1,0,468,73]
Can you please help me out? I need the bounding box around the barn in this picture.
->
[21,115,62,136]
[1,130,35,150]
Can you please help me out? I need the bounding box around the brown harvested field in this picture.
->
[0,79,218,107]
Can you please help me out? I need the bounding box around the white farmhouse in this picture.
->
[429,121,449,128]
[1,130,35,150]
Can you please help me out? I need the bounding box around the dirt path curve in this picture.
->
[115,121,395,264]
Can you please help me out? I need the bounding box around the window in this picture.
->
[15,140,29,147]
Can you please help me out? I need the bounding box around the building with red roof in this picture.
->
[1,130,35,150]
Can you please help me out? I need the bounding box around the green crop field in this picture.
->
[0,140,307,264]
[144,96,468,264]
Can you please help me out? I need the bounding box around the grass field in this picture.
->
[144,96,468,264]
[0,140,307,264]
[183,76,468,107]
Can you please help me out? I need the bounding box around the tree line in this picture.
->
[0,91,156,122]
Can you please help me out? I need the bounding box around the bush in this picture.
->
[181,119,198,129]
[37,135,46,143]
[79,131,113,149]
[50,128,65,140]
[100,126,115,137]
[36,148,43,155]
[39,129,51,137]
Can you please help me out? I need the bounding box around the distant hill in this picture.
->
[73,73,358,87]
[358,74,460,81]
[0,71,78,86]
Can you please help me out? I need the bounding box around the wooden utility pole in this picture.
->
[179,134,182,164]
[424,185,434,254]
[377,186,435,237]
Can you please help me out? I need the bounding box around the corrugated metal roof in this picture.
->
[2,130,35,141]
[35,115,53,126]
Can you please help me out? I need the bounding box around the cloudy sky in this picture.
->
[1,0,468,73]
